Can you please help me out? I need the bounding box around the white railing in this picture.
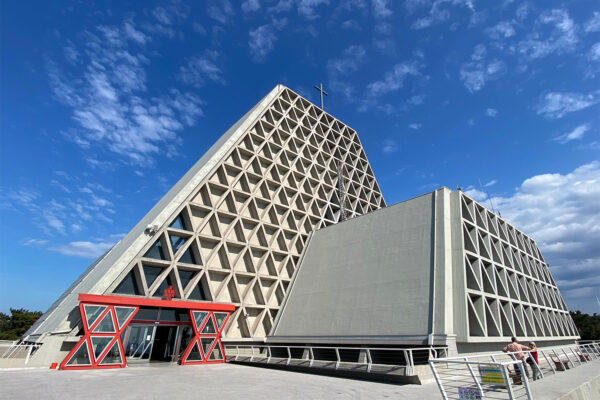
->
[429,359,532,400]
[0,342,42,365]
[429,341,600,400]
[223,344,448,376]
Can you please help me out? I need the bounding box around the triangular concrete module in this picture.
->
[26,85,386,343]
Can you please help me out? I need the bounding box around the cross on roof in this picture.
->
[313,83,328,110]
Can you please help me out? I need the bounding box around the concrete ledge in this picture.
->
[530,360,600,400]
[228,360,422,385]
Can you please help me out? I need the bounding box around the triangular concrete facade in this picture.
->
[27,85,386,340]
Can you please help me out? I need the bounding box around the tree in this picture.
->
[0,309,43,340]
[570,310,600,341]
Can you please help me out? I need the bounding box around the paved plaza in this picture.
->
[1,360,599,399]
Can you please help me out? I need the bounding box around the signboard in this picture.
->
[458,387,482,400]
[479,366,505,384]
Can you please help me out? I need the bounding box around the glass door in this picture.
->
[123,324,156,361]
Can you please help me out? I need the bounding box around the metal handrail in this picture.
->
[0,343,42,365]
[224,344,448,376]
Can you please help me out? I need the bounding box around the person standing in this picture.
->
[527,342,540,380]
[502,337,530,379]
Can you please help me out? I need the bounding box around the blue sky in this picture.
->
[1,0,599,315]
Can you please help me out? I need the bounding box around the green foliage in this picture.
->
[0,309,43,340]
[570,310,600,340]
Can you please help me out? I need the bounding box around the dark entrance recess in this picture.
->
[151,326,178,362]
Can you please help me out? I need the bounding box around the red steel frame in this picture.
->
[60,294,234,370]
[180,310,231,365]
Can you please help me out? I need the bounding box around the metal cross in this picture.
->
[313,83,328,109]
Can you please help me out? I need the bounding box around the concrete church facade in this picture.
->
[22,85,578,370]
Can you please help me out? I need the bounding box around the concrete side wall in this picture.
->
[272,193,435,339]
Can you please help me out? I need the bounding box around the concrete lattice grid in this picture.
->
[459,193,578,340]
[106,86,386,339]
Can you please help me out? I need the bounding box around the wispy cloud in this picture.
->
[411,0,475,30]
[584,11,600,33]
[536,92,598,119]
[297,0,329,20]
[485,20,515,40]
[47,19,203,166]
[460,44,506,92]
[50,239,117,258]
[207,1,235,24]
[242,0,261,13]
[553,123,590,144]
[21,238,49,246]
[360,60,422,110]
[484,179,496,187]
[409,123,422,130]
[382,139,399,153]
[178,50,225,87]
[485,108,498,117]
[327,45,366,99]
[516,9,577,60]
[248,24,278,62]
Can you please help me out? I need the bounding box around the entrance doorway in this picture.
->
[150,326,177,361]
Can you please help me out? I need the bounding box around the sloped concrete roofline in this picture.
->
[25,85,286,338]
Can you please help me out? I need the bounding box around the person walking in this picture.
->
[502,337,530,379]
[527,342,540,380]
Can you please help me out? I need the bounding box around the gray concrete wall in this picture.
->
[271,193,436,340]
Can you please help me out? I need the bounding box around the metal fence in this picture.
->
[0,342,42,365]
[224,344,448,376]
[429,341,600,400]
[430,359,532,400]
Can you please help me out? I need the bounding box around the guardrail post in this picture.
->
[267,346,272,363]
[428,361,449,400]
[250,346,255,362]
[366,349,372,372]
[236,345,239,361]
[335,348,340,370]
[309,347,314,367]
[286,346,291,365]
[569,347,582,366]
[540,349,556,374]
[500,363,516,400]
[552,349,566,371]
[463,357,483,396]
[24,346,32,365]
[561,348,575,368]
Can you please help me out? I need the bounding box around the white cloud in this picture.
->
[485,21,515,40]
[47,20,204,166]
[484,179,497,187]
[248,25,278,62]
[297,0,330,20]
[553,123,590,144]
[372,0,393,19]
[207,1,235,24]
[584,11,600,33]
[178,51,225,87]
[464,187,488,202]
[536,92,598,119]
[327,45,366,99]
[460,45,506,93]
[241,0,261,13]
[516,9,577,60]
[590,43,600,61]
[50,240,117,258]
[411,0,475,30]
[493,162,600,313]
[382,139,398,153]
[409,123,422,130]
[361,61,422,110]
[21,238,49,246]
[485,108,498,117]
